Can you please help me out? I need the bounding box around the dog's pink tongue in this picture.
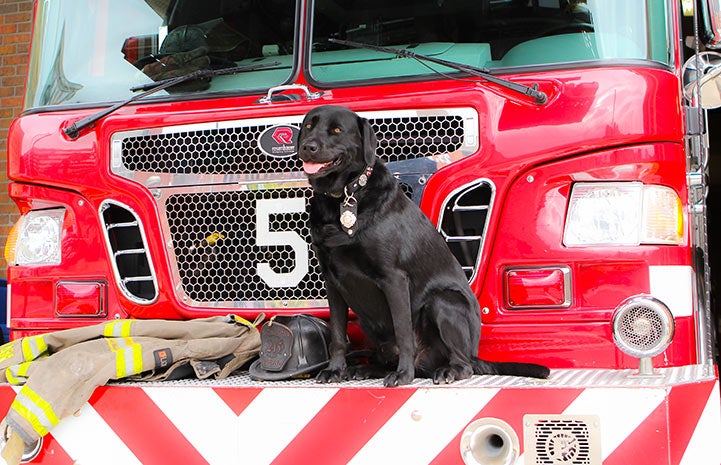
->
[303,161,328,174]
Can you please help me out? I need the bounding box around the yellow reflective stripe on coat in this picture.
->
[0,341,14,363]
[107,337,143,378]
[21,336,48,361]
[103,320,134,338]
[6,361,33,385]
[11,385,59,437]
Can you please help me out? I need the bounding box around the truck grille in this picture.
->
[121,115,466,175]
[111,108,480,308]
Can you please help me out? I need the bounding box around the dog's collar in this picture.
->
[332,164,374,236]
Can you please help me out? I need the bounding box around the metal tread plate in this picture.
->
[110,364,715,389]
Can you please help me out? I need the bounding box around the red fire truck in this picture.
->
[3,0,721,463]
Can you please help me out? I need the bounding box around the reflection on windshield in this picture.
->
[40,25,82,104]
[309,0,669,83]
[23,0,668,109]
[126,2,295,93]
[25,0,296,108]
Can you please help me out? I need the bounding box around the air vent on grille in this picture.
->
[437,180,494,282]
[524,415,601,465]
[120,115,464,175]
[100,201,158,304]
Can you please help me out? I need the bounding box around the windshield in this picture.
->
[24,0,297,109]
[308,0,670,84]
[24,0,670,110]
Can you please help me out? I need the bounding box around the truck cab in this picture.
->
[3,1,721,464]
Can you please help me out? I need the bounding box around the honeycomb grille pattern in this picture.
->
[121,115,464,174]
[117,110,476,307]
[166,187,326,303]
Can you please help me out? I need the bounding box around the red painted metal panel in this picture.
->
[0,376,715,465]
[89,386,210,465]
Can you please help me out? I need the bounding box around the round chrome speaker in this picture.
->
[612,295,674,359]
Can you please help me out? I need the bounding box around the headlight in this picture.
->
[563,183,683,246]
[4,209,65,265]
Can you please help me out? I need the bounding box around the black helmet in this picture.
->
[249,314,331,381]
[159,24,208,55]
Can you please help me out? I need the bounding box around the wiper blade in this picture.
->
[328,38,547,105]
[63,61,280,140]
[127,61,279,92]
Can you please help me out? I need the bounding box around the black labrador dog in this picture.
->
[298,105,549,386]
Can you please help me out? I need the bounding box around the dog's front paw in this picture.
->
[383,370,414,387]
[316,368,347,383]
[432,364,473,384]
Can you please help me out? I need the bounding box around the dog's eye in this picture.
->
[305,123,312,129]
[333,127,342,134]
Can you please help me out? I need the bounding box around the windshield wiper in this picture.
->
[328,38,547,105]
[63,61,281,140]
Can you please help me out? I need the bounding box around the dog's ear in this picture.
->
[359,116,378,166]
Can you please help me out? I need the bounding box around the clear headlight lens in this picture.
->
[563,183,683,246]
[5,209,65,265]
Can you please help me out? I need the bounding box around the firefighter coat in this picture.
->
[0,315,261,455]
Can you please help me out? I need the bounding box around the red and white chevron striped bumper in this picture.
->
[0,366,718,465]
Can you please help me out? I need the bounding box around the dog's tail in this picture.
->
[472,358,550,379]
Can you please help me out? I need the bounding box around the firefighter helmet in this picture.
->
[249,314,331,381]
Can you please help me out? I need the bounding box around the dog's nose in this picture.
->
[301,140,319,154]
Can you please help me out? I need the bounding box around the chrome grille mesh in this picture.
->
[121,115,465,174]
[166,188,325,303]
[123,125,296,175]
[112,108,479,308]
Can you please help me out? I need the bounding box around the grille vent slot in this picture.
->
[524,415,601,465]
[437,180,494,282]
[100,201,158,304]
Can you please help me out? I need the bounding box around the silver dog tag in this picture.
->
[340,210,357,229]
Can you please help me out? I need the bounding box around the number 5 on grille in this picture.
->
[255,198,309,288]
